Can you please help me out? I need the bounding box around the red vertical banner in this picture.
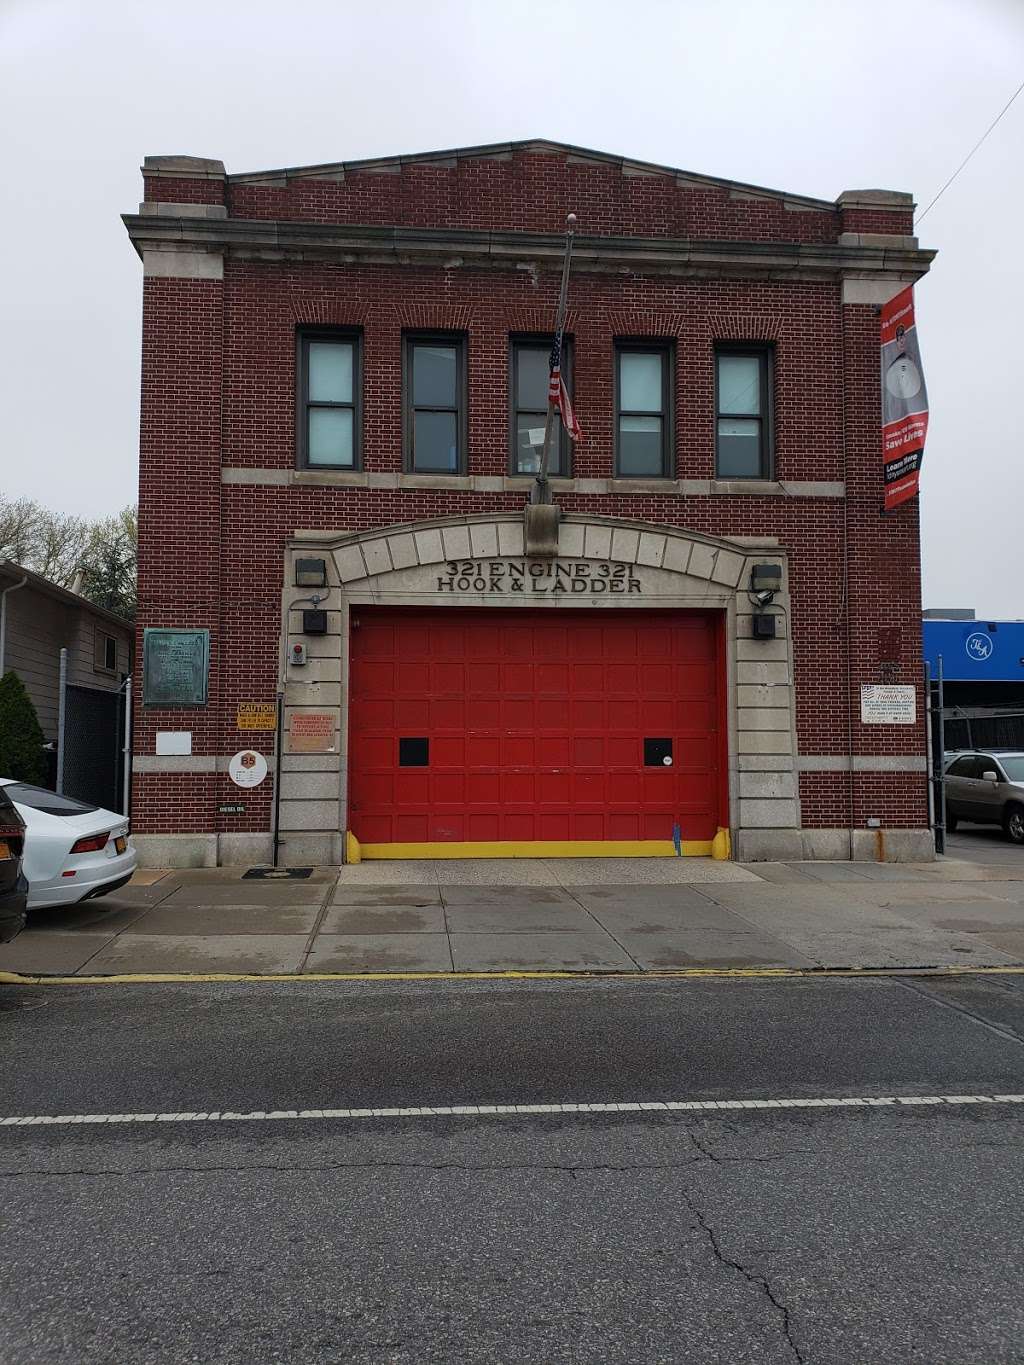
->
[881,286,929,511]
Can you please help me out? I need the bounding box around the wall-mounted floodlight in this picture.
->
[750,563,782,596]
[749,563,782,640]
[295,557,328,588]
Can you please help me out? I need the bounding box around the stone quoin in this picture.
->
[123,139,935,867]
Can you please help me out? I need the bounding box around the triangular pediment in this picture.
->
[230,138,832,209]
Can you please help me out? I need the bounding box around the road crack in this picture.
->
[0,1146,819,1179]
[685,1193,803,1363]
[682,1128,804,1363]
[0,1150,810,1180]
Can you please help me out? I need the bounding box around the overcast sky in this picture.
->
[1,0,1021,614]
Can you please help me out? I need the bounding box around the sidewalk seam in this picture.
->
[296,872,343,973]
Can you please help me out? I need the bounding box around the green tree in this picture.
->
[79,506,137,621]
[0,494,90,586]
[0,497,137,622]
[0,671,46,784]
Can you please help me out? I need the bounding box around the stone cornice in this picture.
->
[123,214,935,282]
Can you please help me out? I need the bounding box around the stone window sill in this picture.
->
[222,468,844,498]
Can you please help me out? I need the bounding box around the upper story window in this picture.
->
[715,348,772,479]
[404,335,467,474]
[615,344,671,477]
[510,338,571,476]
[94,631,118,675]
[297,332,361,468]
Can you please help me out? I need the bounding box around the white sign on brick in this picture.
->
[155,731,192,755]
[861,685,916,725]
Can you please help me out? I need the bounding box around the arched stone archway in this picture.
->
[277,513,797,865]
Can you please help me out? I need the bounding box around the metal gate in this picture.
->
[60,683,126,812]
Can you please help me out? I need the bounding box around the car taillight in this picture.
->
[0,828,23,859]
[70,832,110,854]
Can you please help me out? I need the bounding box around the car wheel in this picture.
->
[945,810,959,833]
[1004,805,1024,845]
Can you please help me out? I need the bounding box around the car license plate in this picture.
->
[0,839,11,860]
[115,836,127,855]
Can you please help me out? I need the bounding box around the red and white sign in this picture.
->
[228,749,269,788]
[880,286,929,512]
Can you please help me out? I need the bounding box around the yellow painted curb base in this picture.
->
[711,827,732,861]
[355,839,714,860]
[4,966,1024,986]
[345,831,362,864]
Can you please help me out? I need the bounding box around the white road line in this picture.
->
[1,1093,1023,1129]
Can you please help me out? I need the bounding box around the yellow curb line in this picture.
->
[3,965,1024,985]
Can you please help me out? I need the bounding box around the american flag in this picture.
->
[548,332,582,442]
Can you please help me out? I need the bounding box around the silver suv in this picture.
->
[944,751,1024,844]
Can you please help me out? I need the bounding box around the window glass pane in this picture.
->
[5,783,98,815]
[516,347,550,409]
[717,418,762,477]
[515,412,548,474]
[619,352,663,412]
[718,354,761,415]
[308,341,353,403]
[308,407,354,466]
[413,345,457,407]
[618,415,663,476]
[414,410,458,471]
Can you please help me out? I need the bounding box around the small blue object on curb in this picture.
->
[672,824,682,857]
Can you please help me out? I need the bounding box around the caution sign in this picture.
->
[237,701,278,732]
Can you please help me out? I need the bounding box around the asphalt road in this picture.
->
[3,974,1024,1363]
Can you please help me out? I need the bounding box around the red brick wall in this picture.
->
[132,156,928,839]
[225,151,842,243]
[143,175,225,205]
[840,207,915,236]
[222,260,845,482]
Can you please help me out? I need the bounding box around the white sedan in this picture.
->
[0,780,138,910]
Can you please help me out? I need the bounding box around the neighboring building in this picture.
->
[123,141,935,868]
[923,614,1024,751]
[0,561,132,807]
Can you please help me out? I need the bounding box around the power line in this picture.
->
[916,75,1024,225]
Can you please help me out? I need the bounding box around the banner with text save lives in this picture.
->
[881,286,929,512]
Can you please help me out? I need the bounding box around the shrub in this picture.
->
[0,671,46,783]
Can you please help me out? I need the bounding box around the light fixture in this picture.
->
[750,563,782,596]
[749,563,781,640]
[295,557,327,588]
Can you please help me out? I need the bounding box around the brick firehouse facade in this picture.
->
[124,141,935,867]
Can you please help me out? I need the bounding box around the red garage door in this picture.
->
[348,609,726,848]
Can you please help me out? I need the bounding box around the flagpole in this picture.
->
[532,212,577,504]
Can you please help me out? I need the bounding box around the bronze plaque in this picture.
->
[143,629,209,707]
[288,712,335,753]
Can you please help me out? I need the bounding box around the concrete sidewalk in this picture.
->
[4,833,1024,976]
